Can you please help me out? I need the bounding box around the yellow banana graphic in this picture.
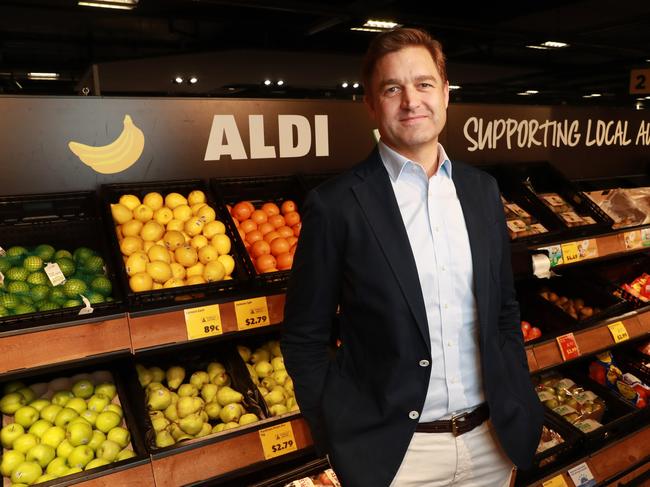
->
[68,115,145,174]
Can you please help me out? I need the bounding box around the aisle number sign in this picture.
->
[235,297,270,331]
[258,422,297,459]
[556,333,581,361]
[184,304,222,340]
[607,321,630,343]
[630,68,650,94]
[542,475,569,487]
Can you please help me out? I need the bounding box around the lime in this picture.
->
[7,281,30,295]
[50,288,67,304]
[85,292,105,304]
[5,267,29,281]
[54,249,73,260]
[55,258,76,277]
[34,244,56,261]
[0,305,8,317]
[14,303,36,315]
[38,301,60,311]
[23,255,44,272]
[63,278,88,298]
[30,284,50,302]
[6,246,28,258]
[27,271,49,286]
[73,247,95,264]
[83,255,105,274]
[90,276,113,296]
[0,294,20,309]
[0,257,11,273]
[63,299,82,308]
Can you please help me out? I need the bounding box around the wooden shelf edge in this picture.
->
[75,460,156,487]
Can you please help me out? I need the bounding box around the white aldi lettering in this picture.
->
[204,114,329,161]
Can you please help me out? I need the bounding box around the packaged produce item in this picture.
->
[536,192,596,227]
[539,288,600,321]
[586,187,650,229]
[589,351,648,408]
[284,468,341,487]
[521,320,542,342]
[535,425,565,467]
[500,196,548,240]
[620,273,650,302]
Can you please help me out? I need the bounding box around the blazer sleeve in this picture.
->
[281,188,343,454]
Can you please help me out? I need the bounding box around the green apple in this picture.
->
[12,433,39,454]
[85,457,110,470]
[51,390,74,407]
[107,426,130,448]
[36,473,58,483]
[16,387,37,404]
[81,409,98,426]
[56,438,75,459]
[11,461,42,485]
[72,379,94,399]
[28,398,50,412]
[66,397,88,414]
[67,420,93,446]
[39,404,63,423]
[1,422,25,448]
[3,380,26,394]
[0,449,25,477]
[14,405,39,428]
[87,430,106,451]
[26,443,56,468]
[28,419,53,439]
[154,430,175,448]
[54,407,79,427]
[68,416,92,428]
[67,445,94,469]
[96,439,121,461]
[104,403,123,418]
[94,382,117,400]
[95,410,121,433]
[87,394,110,412]
[46,457,69,476]
[41,425,66,449]
[0,392,26,414]
[116,448,137,461]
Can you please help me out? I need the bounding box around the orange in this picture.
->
[270,237,290,256]
[281,200,297,214]
[258,222,275,236]
[246,230,263,245]
[284,211,301,227]
[250,210,268,225]
[242,201,255,214]
[262,202,280,216]
[268,214,285,229]
[290,244,297,256]
[292,222,302,237]
[264,231,281,244]
[237,228,246,241]
[256,254,277,273]
[277,225,293,239]
[231,202,251,222]
[276,252,293,270]
[240,219,257,234]
[287,236,298,247]
[251,240,271,259]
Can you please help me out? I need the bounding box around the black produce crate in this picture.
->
[210,176,307,289]
[490,162,614,240]
[249,457,334,487]
[0,191,125,332]
[100,179,251,309]
[124,341,270,454]
[297,172,339,192]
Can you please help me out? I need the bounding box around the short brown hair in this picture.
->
[361,28,447,93]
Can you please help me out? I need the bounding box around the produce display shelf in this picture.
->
[150,416,312,487]
[0,313,131,375]
[63,459,156,487]
[526,311,650,372]
[127,292,286,351]
[525,424,650,486]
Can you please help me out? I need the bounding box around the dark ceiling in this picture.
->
[1,0,650,107]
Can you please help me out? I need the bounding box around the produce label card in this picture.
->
[574,391,597,404]
[553,405,577,416]
[557,378,576,390]
[568,463,596,487]
[506,203,530,218]
[259,421,297,459]
[538,244,563,267]
[537,390,555,402]
[235,296,270,331]
[574,419,602,433]
[184,304,222,340]
[607,321,630,343]
[44,262,66,286]
[542,475,569,487]
[286,479,316,487]
[543,195,567,207]
[624,230,643,250]
[556,333,581,361]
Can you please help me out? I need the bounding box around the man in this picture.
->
[281,28,543,486]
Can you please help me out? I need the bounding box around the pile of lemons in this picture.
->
[109,190,235,292]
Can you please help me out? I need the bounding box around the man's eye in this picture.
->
[420,83,433,88]
[385,86,399,94]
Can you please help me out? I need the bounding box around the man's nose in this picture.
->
[400,85,420,109]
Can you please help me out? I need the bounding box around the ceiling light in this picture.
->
[364,20,401,29]
[350,27,384,33]
[589,93,601,97]
[173,76,183,84]
[277,80,284,86]
[28,72,60,80]
[352,82,360,89]
[78,0,138,10]
[341,82,349,88]
[526,90,539,94]
[645,95,650,100]
[449,85,461,90]
[541,41,569,48]
[189,76,198,84]
[636,101,644,110]
[526,45,549,50]
[264,79,272,86]
[517,92,531,96]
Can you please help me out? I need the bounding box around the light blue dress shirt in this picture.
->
[378,141,485,422]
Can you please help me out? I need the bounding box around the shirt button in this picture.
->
[447,341,453,347]
[451,377,459,384]
[435,226,440,232]
[409,411,420,420]
[443,304,449,309]
[419,359,430,367]
[441,265,446,271]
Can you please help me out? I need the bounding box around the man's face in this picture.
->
[366,45,449,158]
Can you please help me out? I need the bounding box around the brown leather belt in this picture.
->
[415,404,489,436]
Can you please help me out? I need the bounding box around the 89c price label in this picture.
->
[184,304,223,340]
[258,422,298,459]
[235,297,271,331]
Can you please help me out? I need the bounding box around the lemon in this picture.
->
[154,207,174,226]
[190,235,209,249]
[119,194,141,211]
[163,230,185,250]
[184,217,205,237]
[168,250,176,263]
[143,192,164,211]
[175,246,198,267]
[148,244,171,264]
[182,232,191,243]
[217,254,235,276]
[186,275,207,286]
[186,262,205,278]
[166,220,184,232]
[111,204,132,224]
[164,192,187,210]
[146,261,173,284]
[141,221,165,242]
[211,234,231,255]
[126,251,149,276]
[130,272,153,292]
[152,282,163,290]
[122,219,143,237]
[197,206,216,223]
[170,262,186,280]
[188,190,206,206]
[203,261,226,282]
[144,240,156,252]
[115,225,124,240]
[173,205,192,222]
[163,277,185,289]
[133,204,154,222]
[120,236,143,256]
[191,203,207,215]
[198,245,219,264]
[203,220,226,239]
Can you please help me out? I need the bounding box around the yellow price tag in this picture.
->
[258,422,297,459]
[608,321,630,343]
[184,304,222,340]
[560,242,580,264]
[542,475,569,487]
[235,296,270,331]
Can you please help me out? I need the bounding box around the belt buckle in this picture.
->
[451,411,468,436]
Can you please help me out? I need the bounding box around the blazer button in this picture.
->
[419,360,430,367]
[409,411,419,420]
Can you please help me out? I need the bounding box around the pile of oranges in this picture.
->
[229,200,301,273]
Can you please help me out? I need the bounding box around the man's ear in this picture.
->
[364,93,376,121]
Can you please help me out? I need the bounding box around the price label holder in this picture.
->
[258,422,298,460]
[568,463,596,487]
[560,242,580,264]
[78,295,94,316]
[44,262,66,286]
[235,296,270,331]
[556,333,581,361]
[542,475,569,487]
[607,321,629,343]
[184,304,222,340]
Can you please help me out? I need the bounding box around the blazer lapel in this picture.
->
[351,152,431,349]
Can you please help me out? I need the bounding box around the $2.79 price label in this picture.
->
[258,422,297,459]
[184,304,222,340]
[235,296,270,331]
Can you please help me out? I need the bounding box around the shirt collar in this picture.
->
[378,141,452,182]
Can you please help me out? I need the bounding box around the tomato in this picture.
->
[527,327,542,340]
[520,321,531,338]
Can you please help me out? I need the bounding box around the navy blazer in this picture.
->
[281,149,544,487]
